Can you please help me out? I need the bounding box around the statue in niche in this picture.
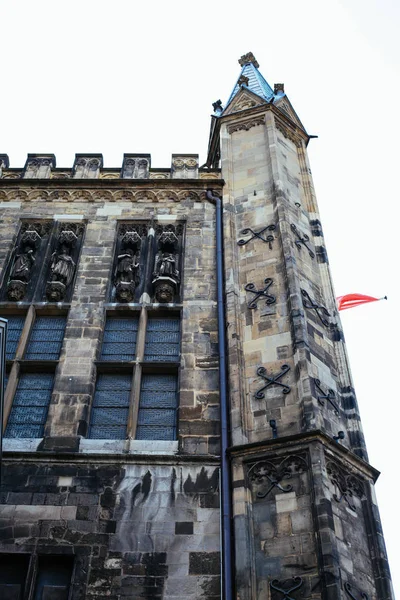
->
[7,230,41,301]
[46,229,78,302]
[114,230,142,303]
[114,248,139,285]
[10,248,35,282]
[50,244,76,287]
[152,229,180,303]
[155,252,179,279]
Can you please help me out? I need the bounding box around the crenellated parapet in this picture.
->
[0,152,218,180]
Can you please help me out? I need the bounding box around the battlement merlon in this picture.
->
[0,153,221,181]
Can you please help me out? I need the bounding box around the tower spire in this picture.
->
[224,51,275,110]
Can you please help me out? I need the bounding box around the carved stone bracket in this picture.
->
[248,455,308,499]
[326,459,365,512]
[237,224,276,248]
[313,378,339,413]
[344,582,369,600]
[255,364,291,398]
[245,278,275,309]
[291,224,315,258]
[270,577,304,600]
[227,116,264,134]
[301,289,331,327]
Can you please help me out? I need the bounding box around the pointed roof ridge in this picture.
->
[224,53,277,110]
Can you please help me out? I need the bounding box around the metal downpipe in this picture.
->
[206,189,234,600]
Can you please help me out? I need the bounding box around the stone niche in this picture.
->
[44,223,85,303]
[152,223,184,303]
[111,223,148,303]
[2,222,52,303]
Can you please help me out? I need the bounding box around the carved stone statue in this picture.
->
[152,228,181,303]
[113,246,140,303]
[50,244,76,287]
[114,249,139,285]
[10,248,35,282]
[156,252,179,279]
[7,230,41,301]
[45,243,76,302]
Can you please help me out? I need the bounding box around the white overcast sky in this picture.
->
[1,0,400,593]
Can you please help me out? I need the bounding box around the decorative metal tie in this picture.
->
[238,224,276,249]
[255,364,291,399]
[314,378,339,413]
[245,278,275,309]
[291,223,315,258]
[344,582,369,600]
[270,577,303,600]
[301,289,331,327]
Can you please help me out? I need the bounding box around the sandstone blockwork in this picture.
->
[0,55,393,598]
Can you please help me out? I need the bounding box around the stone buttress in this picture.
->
[206,53,393,600]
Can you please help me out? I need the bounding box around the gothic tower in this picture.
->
[207,53,393,600]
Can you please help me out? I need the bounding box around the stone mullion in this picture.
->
[2,305,35,431]
[265,111,318,432]
[126,306,147,439]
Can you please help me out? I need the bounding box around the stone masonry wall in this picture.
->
[0,458,220,600]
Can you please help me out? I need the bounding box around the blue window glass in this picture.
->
[144,318,180,362]
[88,374,131,439]
[4,373,54,438]
[136,373,178,440]
[25,316,67,360]
[100,317,139,361]
[3,315,25,360]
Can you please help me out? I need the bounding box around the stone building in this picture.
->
[0,53,393,599]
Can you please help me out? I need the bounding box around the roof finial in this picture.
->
[238,52,259,68]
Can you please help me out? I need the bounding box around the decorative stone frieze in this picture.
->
[247,453,308,499]
[227,116,264,134]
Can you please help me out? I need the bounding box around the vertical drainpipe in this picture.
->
[206,190,233,600]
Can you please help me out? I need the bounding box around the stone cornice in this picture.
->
[1,450,221,466]
[0,179,224,204]
[0,177,224,189]
[227,429,380,482]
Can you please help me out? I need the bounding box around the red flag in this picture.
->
[336,294,387,311]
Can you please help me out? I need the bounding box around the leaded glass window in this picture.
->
[4,315,25,360]
[5,373,54,438]
[88,374,131,439]
[136,373,178,440]
[144,317,180,362]
[25,316,67,360]
[100,317,138,361]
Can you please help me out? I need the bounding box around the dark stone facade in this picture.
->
[0,54,394,599]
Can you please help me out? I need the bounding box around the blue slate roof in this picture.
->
[225,61,277,109]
